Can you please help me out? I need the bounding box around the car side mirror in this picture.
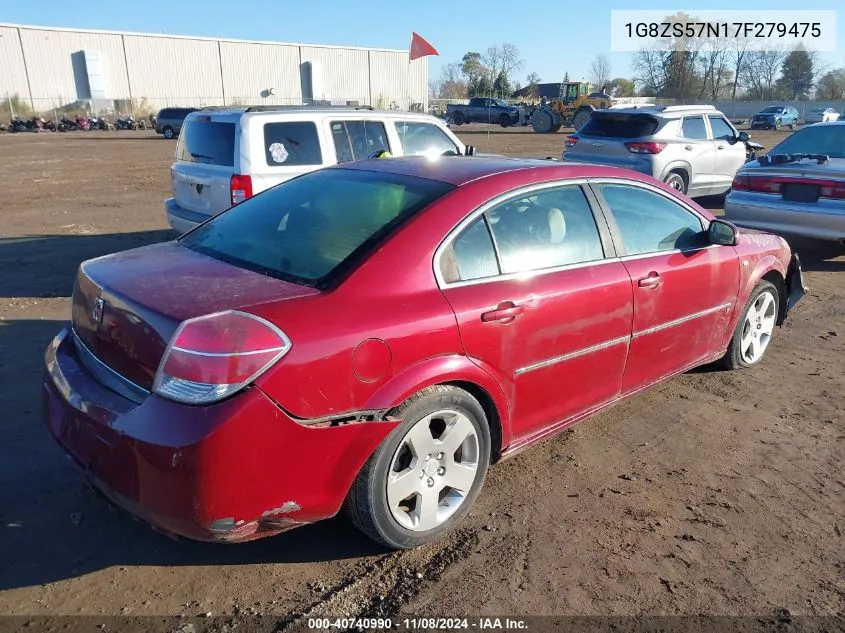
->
[737,131,749,143]
[708,219,738,246]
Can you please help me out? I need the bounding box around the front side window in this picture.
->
[708,116,735,141]
[485,185,605,274]
[394,121,458,157]
[181,169,453,287]
[331,120,389,163]
[598,184,704,255]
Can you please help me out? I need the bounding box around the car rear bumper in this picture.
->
[724,194,845,242]
[42,327,395,543]
[165,198,210,234]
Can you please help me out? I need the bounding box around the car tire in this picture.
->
[163,126,175,139]
[344,385,491,549]
[452,112,465,125]
[789,121,796,130]
[664,171,687,194]
[719,280,780,370]
[774,119,781,130]
[499,113,511,128]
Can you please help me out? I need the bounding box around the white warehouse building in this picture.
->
[0,23,429,114]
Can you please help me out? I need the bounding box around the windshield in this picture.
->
[493,99,509,107]
[760,107,783,114]
[768,125,845,159]
[180,168,454,288]
[176,119,235,166]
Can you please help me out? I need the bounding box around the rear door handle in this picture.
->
[638,272,663,289]
[717,145,725,150]
[684,145,693,150]
[481,301,524,323]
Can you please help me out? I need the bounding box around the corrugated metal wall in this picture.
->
[0,24,429,113]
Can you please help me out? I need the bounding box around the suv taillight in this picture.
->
[625,142,667,154]
[565,135,579,148]
[153,310,291,405]
[230,174,253,205]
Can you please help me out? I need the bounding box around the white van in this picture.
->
[165,106,466,234]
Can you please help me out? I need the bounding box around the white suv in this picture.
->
[165,106,466,234]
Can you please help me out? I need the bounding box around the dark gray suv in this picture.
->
[154,107,199,139]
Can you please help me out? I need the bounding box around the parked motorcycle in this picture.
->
[43,119,57,132]
[25,117,45,131]
[58,116,77,131]
[9,117,29,132]
[115,115,139,130]
[75,114,90,131]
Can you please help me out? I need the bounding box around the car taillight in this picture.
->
[565,135,579,148]
[624,141,667,154]
[819,182,845,199]
[230,174,253,205]
[153,310,291,405]
[745,176,782,194]
[731,174,749,191]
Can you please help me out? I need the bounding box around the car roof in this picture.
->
[187,106,441,120]
[334,156,643,186]
[593,104,724,119]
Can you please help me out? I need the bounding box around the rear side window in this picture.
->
[175,120,235,166]
[441,217,499,283]
[681,116,708,140]
[180,168,453,288]
[263,121,322,166]
[394,121,458,157]
[580,114,659,138]
[331,121,390,163]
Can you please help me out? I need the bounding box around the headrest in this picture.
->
[548,208,566,244]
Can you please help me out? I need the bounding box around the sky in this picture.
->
[7,0,845,87]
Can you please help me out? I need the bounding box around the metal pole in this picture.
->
[8,94,14,120]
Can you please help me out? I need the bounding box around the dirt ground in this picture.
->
[0,126,843,626]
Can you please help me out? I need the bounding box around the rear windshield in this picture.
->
[579,113,659,138]
[768,125,845,159]
[263,121,323,166]
[180,168,454,288]
[175,120,236,166]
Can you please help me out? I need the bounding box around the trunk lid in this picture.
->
[172,116,239,219]
[738,157,845,202]
[72,242,319,391]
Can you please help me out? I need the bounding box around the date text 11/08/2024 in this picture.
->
[306,618,528,630]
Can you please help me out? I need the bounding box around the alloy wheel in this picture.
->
[740,290,776,363]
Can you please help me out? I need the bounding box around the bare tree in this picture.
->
[483,43,523,88]
[589,54,612,89]
[633,43,671,95]
[728,38,753,100]
[697,36,731,100]
[743,48,789,99]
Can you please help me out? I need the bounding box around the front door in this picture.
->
[437,183,634,443]
[707,115,748,195]
[590,181,740,395]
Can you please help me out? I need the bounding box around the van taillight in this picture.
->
[230,174,253,205]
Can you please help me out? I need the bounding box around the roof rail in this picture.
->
[244,104,378,113]
[658,104,718,112]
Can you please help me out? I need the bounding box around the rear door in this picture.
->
[171,115,237,220]
[678,115,716,196]
[707,115,746,194]
[565,112,659,171]
[437,182,633,443]
[590,180,740,394]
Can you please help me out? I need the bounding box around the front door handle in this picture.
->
[717,145,725,150]
[481,301,524,323]
[684,145,693,150]
[638,272,663,289]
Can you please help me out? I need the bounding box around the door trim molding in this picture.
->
[514,335,631,376]
[632,302,732,338]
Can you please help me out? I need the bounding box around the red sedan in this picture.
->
[43,157,807,549]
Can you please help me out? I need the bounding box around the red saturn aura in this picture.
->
[43,156,807,549]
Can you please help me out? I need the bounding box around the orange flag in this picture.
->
[409,32,439,61]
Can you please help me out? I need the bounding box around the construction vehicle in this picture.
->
[530,81,615,133]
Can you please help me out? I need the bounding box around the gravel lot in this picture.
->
[0,126,842,624]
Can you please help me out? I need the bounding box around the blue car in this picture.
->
[749,106,799,130]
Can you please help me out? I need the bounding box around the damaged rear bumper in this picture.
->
[42,327,396,543]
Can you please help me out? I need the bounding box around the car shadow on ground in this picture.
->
[0,230,178,299]
[0,318,388,592]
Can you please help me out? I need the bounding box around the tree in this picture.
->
[778,46,815,99]
[608,77,635,97]
[461,52,486,84]
[743,49,789,99]
[526,72,541,86]
[589,54,612,90]
[816,69,845,100]
[432,62,468,99]
[728,38,753,100]
[482,43,523,93]
[492,71,512,98]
